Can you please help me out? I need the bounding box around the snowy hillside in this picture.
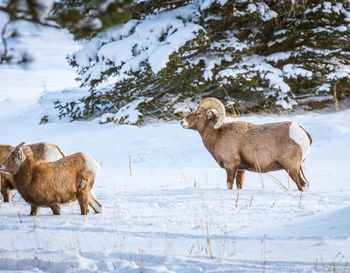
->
[1,8,350,273]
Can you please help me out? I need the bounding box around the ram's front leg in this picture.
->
[235,169,245,190]
[226,168,237,190]
[1,182,12,203]
[30,205,39,216]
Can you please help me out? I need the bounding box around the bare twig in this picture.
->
[0,20,10,63]
[0,7,58,28]
[333,82,339,112]
[128,154,132,176]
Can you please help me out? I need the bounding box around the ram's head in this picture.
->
[0,142,25,174]
[181,97,226,131]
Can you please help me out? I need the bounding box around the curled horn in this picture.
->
[198,97,226,129]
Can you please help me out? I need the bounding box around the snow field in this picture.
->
[0,101,350,272]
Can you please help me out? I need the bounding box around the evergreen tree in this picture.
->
[56,0,350,124]
[0,0,132,64]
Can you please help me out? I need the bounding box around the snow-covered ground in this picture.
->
[0,22,350,273]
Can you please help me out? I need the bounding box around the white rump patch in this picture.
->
[289,122,311,161]
[44,145,64,162]
[82,153,101,181]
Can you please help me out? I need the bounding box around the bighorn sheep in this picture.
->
[0,145,14,202]
[181,98,312,191]
[0,142,102,215]
[0,142,65,202]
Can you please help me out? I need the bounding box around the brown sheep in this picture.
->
[0,142,102,215]
[181,98,312,191]
[0,142,65,202]
[0,145,13,202]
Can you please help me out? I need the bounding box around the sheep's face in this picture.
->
[0,147,25,174]
[181,107,218,132]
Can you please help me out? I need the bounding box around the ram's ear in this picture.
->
[15,142,25,149]
[205,109,218,120]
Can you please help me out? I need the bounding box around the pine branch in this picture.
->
[0,7,59,28]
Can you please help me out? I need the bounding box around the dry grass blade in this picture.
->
[299,192,303,208]
[270,200,276,208]
[287,170,290,191]
[254,153,264,189]
[261,234,267,273]
[17,212,22,223]
[248,194,254,207]
[313,258,318,271]
[205,221,213,259]
[263,173,288,191]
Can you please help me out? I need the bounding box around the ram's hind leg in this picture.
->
[77,170,94,215]
[287,166,309,192]
[235,170,245,190]
[50,203,61,215]
[77,192,89,215]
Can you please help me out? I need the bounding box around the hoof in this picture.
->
[302,182,309,192]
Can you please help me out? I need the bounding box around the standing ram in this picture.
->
[0,142,102,215]
[181,98,312,191]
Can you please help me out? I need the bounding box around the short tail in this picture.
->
[299,125,312,146]
[88,191,102,213]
